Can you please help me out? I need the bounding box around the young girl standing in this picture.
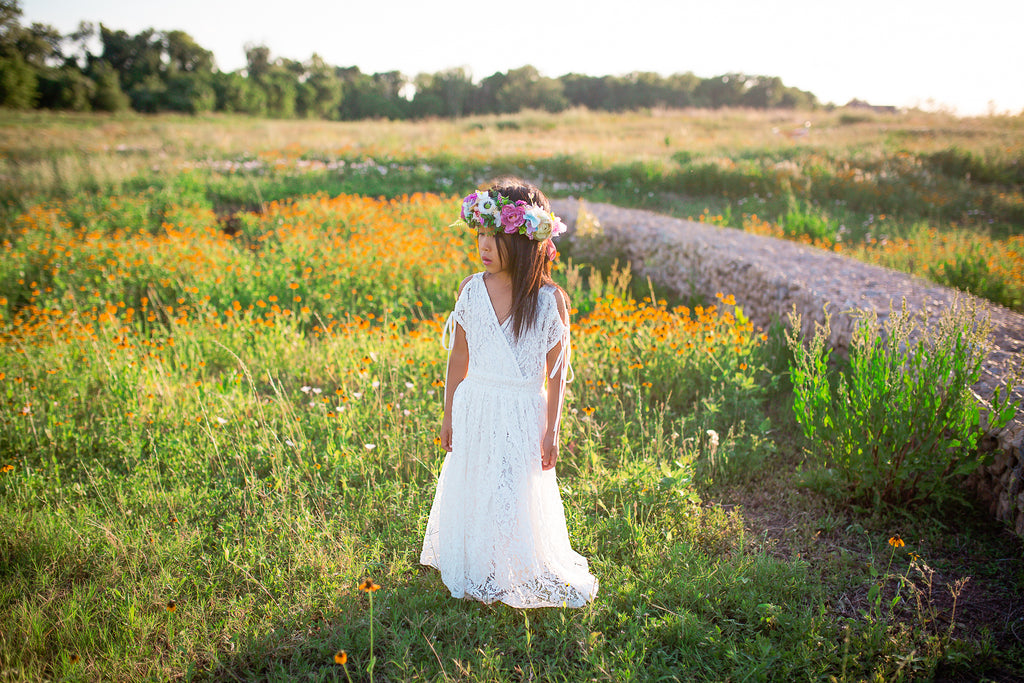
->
[420,178,598,608]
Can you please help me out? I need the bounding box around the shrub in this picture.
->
[786,300,1018,505]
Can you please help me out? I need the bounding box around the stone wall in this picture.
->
[552,198,1024,536]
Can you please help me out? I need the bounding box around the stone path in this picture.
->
[552,198,1022,402]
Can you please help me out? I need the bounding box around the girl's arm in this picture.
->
[440,324,468,451]
[542,290,570,470]
[440,276,472,452]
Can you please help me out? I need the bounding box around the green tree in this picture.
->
[98,25,163,94]
[164,72,214,113]
[296,54,342,119]
[244,44,271,81]
[0,1,38,107]
[473,71,505,114]
[412,67,473,118]
[62,21,93,69]
[165,30,214,75]
[741,76,784,108]
[694,73,748,108]
[495,65,567,113]
[337,67,408,120]
[561,73,610,110]
[37,65,94,110]
[665,72,700,108]
[262,68,297,118]
[0,53,35,107]
[129,73,166,112]
[89,59,129,111]
[213,70,265,115]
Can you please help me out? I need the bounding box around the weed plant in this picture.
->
[785,300,1019,505]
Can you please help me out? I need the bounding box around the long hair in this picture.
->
[487,176,563,340]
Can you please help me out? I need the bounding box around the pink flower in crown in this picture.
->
[500,202,526,233]
[549,214,566,238]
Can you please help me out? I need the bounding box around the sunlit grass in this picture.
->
[1,116,1021,678]
[2,190,809,679]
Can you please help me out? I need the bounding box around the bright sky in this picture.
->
[21,0,1024,116]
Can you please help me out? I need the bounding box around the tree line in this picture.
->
[0,1,817,119]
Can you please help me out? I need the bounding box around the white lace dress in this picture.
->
[420,273,598,608]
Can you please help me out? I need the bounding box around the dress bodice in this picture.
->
[453,273,567,384]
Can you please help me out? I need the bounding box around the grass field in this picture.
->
[1,109,1022,681]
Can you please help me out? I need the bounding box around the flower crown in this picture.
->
[456,190,567,242]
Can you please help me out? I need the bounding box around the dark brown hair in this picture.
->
[487,176,565,340]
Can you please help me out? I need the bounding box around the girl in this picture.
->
[420,178,598,608]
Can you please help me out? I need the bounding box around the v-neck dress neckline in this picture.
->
[480,272,512,328]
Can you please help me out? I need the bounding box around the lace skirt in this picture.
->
[420,373,598,608]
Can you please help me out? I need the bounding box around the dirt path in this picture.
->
[552,198,1022,399]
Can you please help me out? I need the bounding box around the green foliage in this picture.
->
[0,53,36,108]
[786,301,1018,505]
[928,248,1017,308]
[778,194,836,242]
[88,60,129,112]
[163,72,215,114]
[0,3,817,121]
[928,147,1024,186]
[1,172,1020,679]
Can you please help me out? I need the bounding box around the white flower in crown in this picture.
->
[532,212,555,240]
[475,192,501,223]
[522,205,544,236]
[461,192,479,219]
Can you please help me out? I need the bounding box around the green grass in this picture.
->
[1,112,1022,680]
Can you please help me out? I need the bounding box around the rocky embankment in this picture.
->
[552,198,1024,535]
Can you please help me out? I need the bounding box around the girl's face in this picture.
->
[477,232,506,274]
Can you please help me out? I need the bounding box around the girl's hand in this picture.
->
[440,415,453,452]
[541,431,558,470]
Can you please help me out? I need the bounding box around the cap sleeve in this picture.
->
[544,287,569,351]
[452,275,474,329]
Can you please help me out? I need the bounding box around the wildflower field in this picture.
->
[1,110,1022,680]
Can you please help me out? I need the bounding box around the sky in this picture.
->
[20,0,1024,116]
